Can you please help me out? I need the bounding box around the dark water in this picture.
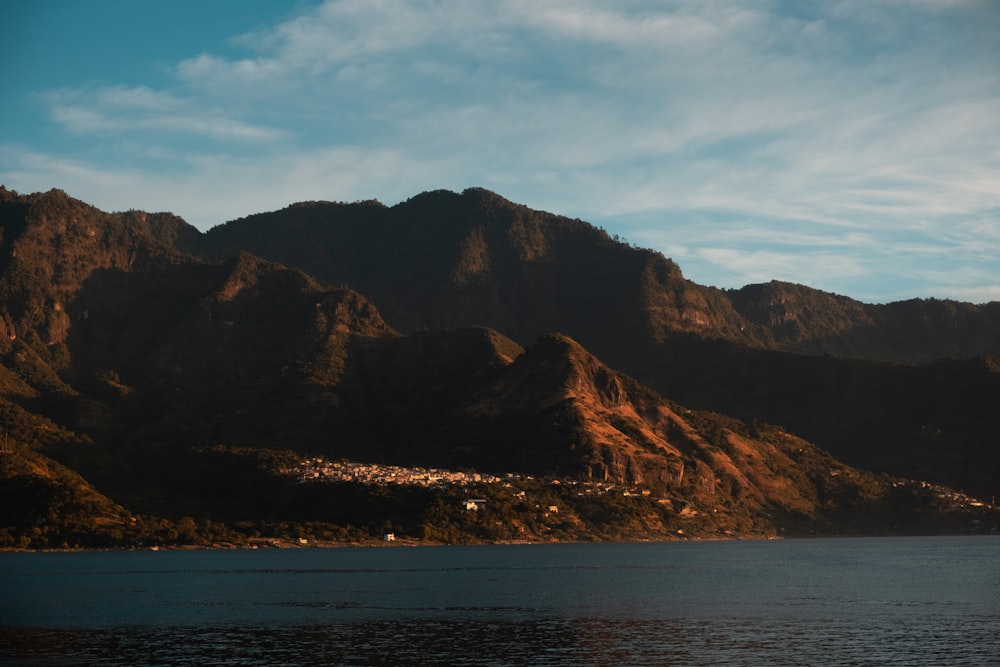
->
[2,536,998,666]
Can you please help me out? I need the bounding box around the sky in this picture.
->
[2,1,999,304]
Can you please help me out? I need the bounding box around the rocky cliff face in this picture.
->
[439,332,876,522]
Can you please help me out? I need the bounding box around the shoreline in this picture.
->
[6,530,999,554]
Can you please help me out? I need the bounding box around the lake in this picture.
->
[2,536,998,666]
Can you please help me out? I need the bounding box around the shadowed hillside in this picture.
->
[0,185,996,547]
[199,188,1000,364]
[192,187,1000,499]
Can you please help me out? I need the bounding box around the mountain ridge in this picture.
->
[196,187,1000,363]
[175,186,1000,498]
[0,185,997,548]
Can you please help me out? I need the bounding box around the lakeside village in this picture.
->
[285,457,510,489]
[273,456,691,545]
[283,455,994,503]
[280,457,666,516]
[280,456,996,530]
[282,456,637,502]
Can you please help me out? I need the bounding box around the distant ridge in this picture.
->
[199,187,1000,364]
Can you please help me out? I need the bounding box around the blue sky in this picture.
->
[3,1,998,303]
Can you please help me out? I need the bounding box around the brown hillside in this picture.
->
[191,187,1000,498]
[0,186,996,545]
[0,187,197,366]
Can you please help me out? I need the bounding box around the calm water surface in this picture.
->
[1,536,997,666]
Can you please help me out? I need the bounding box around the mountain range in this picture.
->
[1,185,997,548]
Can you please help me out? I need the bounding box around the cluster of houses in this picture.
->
[891,479,992,511]
[285,457,684,522]
[286,457,505,488]
[286,456,638,498]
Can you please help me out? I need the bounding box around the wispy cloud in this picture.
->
[41,85,285,142]
[1,140,440,226]
[3,0,998,302]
